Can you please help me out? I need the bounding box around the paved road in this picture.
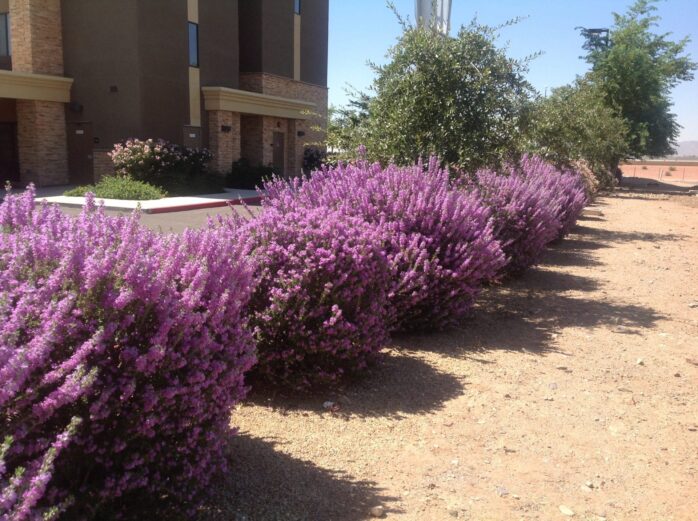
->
[60,203,260,233]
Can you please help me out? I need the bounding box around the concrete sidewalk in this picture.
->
[35,188,262,214]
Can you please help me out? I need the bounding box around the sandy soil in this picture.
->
[203,192,698,521]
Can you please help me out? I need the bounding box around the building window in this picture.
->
[294,0,301,15]
[0,13,10,56]
[188,22,199,67]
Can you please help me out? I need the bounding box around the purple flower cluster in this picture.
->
[263,157,506,331]
[235,206,391,389]
[0,187,255,519]
[468,155,589,273]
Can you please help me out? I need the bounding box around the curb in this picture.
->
[145,196,263,214]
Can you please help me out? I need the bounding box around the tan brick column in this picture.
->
[208,111,241,174]
[10,0,69,186]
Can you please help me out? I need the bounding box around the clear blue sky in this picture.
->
[328,0,698,141]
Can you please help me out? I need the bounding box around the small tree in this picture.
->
[581,0,696,157]
[363,13,535,171]
[527,76,629,186]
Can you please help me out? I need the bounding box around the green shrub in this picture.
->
[64,176,166,200]
[226,158,274,189]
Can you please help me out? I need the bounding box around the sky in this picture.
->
[328,0,698,141]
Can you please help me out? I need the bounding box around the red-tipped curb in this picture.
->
[145,196,264,214]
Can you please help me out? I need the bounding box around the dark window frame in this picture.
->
[0,13,10,57]
[188,21,199,68]
[294,0,301,15]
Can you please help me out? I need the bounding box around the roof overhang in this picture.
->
[202,86,315,119]
[0,70,73,103]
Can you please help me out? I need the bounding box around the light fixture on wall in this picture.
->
[297,131,305,137]
[221,125,232,133]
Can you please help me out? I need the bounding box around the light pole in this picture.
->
[415,0,453,35]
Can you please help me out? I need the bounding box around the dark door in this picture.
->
[67,122,94,185]
[0,123,19,184]
[272,131,285,175]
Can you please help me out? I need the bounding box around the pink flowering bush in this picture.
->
[109,138,213,182]
[0,187,255,519]
[263,156,505,332]
[236,206,391,389]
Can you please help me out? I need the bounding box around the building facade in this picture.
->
[0,0,328,186]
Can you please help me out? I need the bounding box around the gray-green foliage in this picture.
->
[527,76,629,185]
[359,14,535,171]
[581,0,696,158]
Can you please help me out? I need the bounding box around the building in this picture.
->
[0,0,329,186]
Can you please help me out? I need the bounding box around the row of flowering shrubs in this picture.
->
[1,151,588,518]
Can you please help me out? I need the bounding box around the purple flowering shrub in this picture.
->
[467,155,589,274]
[515,155,589,238]
[237,206,391,389]
[468,170,562,273]
[263,157,505,332]
[0,187,255,519]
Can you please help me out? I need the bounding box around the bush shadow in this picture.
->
[246,351,466,420]
[198,434,399,521]
[400,266,664,359]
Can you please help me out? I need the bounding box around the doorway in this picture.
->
[67,122,94,185]
[0,122,19,184]
[272,131,285,176]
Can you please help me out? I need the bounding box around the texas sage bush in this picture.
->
[467,169,561,274]
[515,155,589,238]
[0,187,255,520]
[263,155,505,332]
[234,205,391,389]
[465,155,588,274]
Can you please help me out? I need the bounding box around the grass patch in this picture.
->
[65,176,166,200]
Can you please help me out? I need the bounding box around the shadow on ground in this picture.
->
[247,350,466,419]
[199,435,399,521]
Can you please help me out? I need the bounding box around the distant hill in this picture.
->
[670,141,698,159]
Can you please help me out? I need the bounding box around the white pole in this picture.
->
[415,0,453,34]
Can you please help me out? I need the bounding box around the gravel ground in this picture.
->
[199,192,697,521]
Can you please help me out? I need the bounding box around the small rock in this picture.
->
[544,396,555,401]
[451,458,460,466]
[674,373,681,378]
[512,494,520,500]
[322,401,335,409]
[556,366,569,371]
[447,507,460,518]
[636,358,645,366]
[370,505,385,518]
[688,301,698,309]
[549,382,558,390]
[581,484,593,493]
[495,485,509,497]
[559,505,575,516]
[585,481,594,488]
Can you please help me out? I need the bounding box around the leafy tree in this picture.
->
[361,13,535,172]
[581,0,696,157]
[527,76,629,186]
[326,90,371,160]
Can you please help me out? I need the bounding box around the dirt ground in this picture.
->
[203,192,698,521]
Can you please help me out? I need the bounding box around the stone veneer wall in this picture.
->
[240,72,328,176]
[9,0,64,75]
[16,101,68,186]
[10,0,69,186]
[93,148,115,182]
[208,110,241,174]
